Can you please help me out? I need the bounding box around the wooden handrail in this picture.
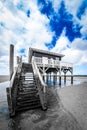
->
[10,67,17,88]
[32,57,47,110]
[9,63,22,115]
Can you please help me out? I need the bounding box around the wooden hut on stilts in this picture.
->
[6,45,73,117]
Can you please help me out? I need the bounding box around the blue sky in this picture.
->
[0,0,87,75]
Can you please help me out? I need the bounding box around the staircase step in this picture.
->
[18,87,36,91]
[20,87,36,90]
[16,104,41,111]
[15,63,42,112]
[22,82,34,85]
[17,95,39,101]
[18,88,37,92]
[17,93,39,99]
[16,99,41,109]
[20,78,34,80]
[17,97,40,103]
[17,99,40,106]
[18,90,38,95]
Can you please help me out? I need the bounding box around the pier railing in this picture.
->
[33,57,73,68]
[32,57,47,110]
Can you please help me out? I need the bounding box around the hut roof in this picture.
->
[29,48,65,62]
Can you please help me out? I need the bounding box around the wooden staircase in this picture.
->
[16,63,41,112]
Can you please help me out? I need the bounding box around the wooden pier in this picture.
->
[6,45,73,117]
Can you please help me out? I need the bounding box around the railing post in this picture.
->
[10,44,14,80]
[17,56,22,65]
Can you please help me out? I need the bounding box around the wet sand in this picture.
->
[58,82,87,130]
[0,75,9,83]
[0,80,86,130]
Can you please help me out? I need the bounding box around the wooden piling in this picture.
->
[10,44,14,80]
[71,75,73,84]
[64,72,66,84]
[50,72,51,81]
[59,76,61,86]
[59,69,61,86]
[71,69,73,84]
[53,73,55,85]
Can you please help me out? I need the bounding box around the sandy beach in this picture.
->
[58,82,87,130]
[0,79,87,130]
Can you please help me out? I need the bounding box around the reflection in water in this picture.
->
[46,77,81,88]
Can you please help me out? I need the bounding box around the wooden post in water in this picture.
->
[71,69,73,84]
[53,72,55,85]
[50,72,51,81]
[10,44,14,80]
[64,72,66,84]
[53,72,57,86]
[59,69,61,86]
[55,72,57,85]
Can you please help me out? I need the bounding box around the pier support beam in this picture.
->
[46,73,49,84]
[64,72,66,84]
[71,71,73,84]
[59,69,61,86]
[10,44,14,80]
[53,72,55,85]
[50,72,51,81]
[71,76,73,84]
[53,72,57,86]
[70,68,73,84]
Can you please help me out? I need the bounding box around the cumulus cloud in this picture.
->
[80,9,87,37]
[0,0,87,75]
[71,38,87,50]
[52,28,70,53]
[52,28,87,67]
[50,0,61,12]
[64,0,83,17]
[0,0,54,75]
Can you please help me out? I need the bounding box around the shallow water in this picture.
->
[0,81,10,130]
[46,76,87,88]
[0,77,86,130]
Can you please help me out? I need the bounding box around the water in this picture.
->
[0,81,10,130]
[45,76,85,88]
[0,77,87,130]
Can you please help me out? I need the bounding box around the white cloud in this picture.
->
[50,0,61,12]
[52,28,70,52]
[64,0,87,39]
[64,0,83,17]
[51,28,87,67]
[0,0,54,75]
[0,55,9,75]
[80,9,87,37]
[71,38,87,50]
